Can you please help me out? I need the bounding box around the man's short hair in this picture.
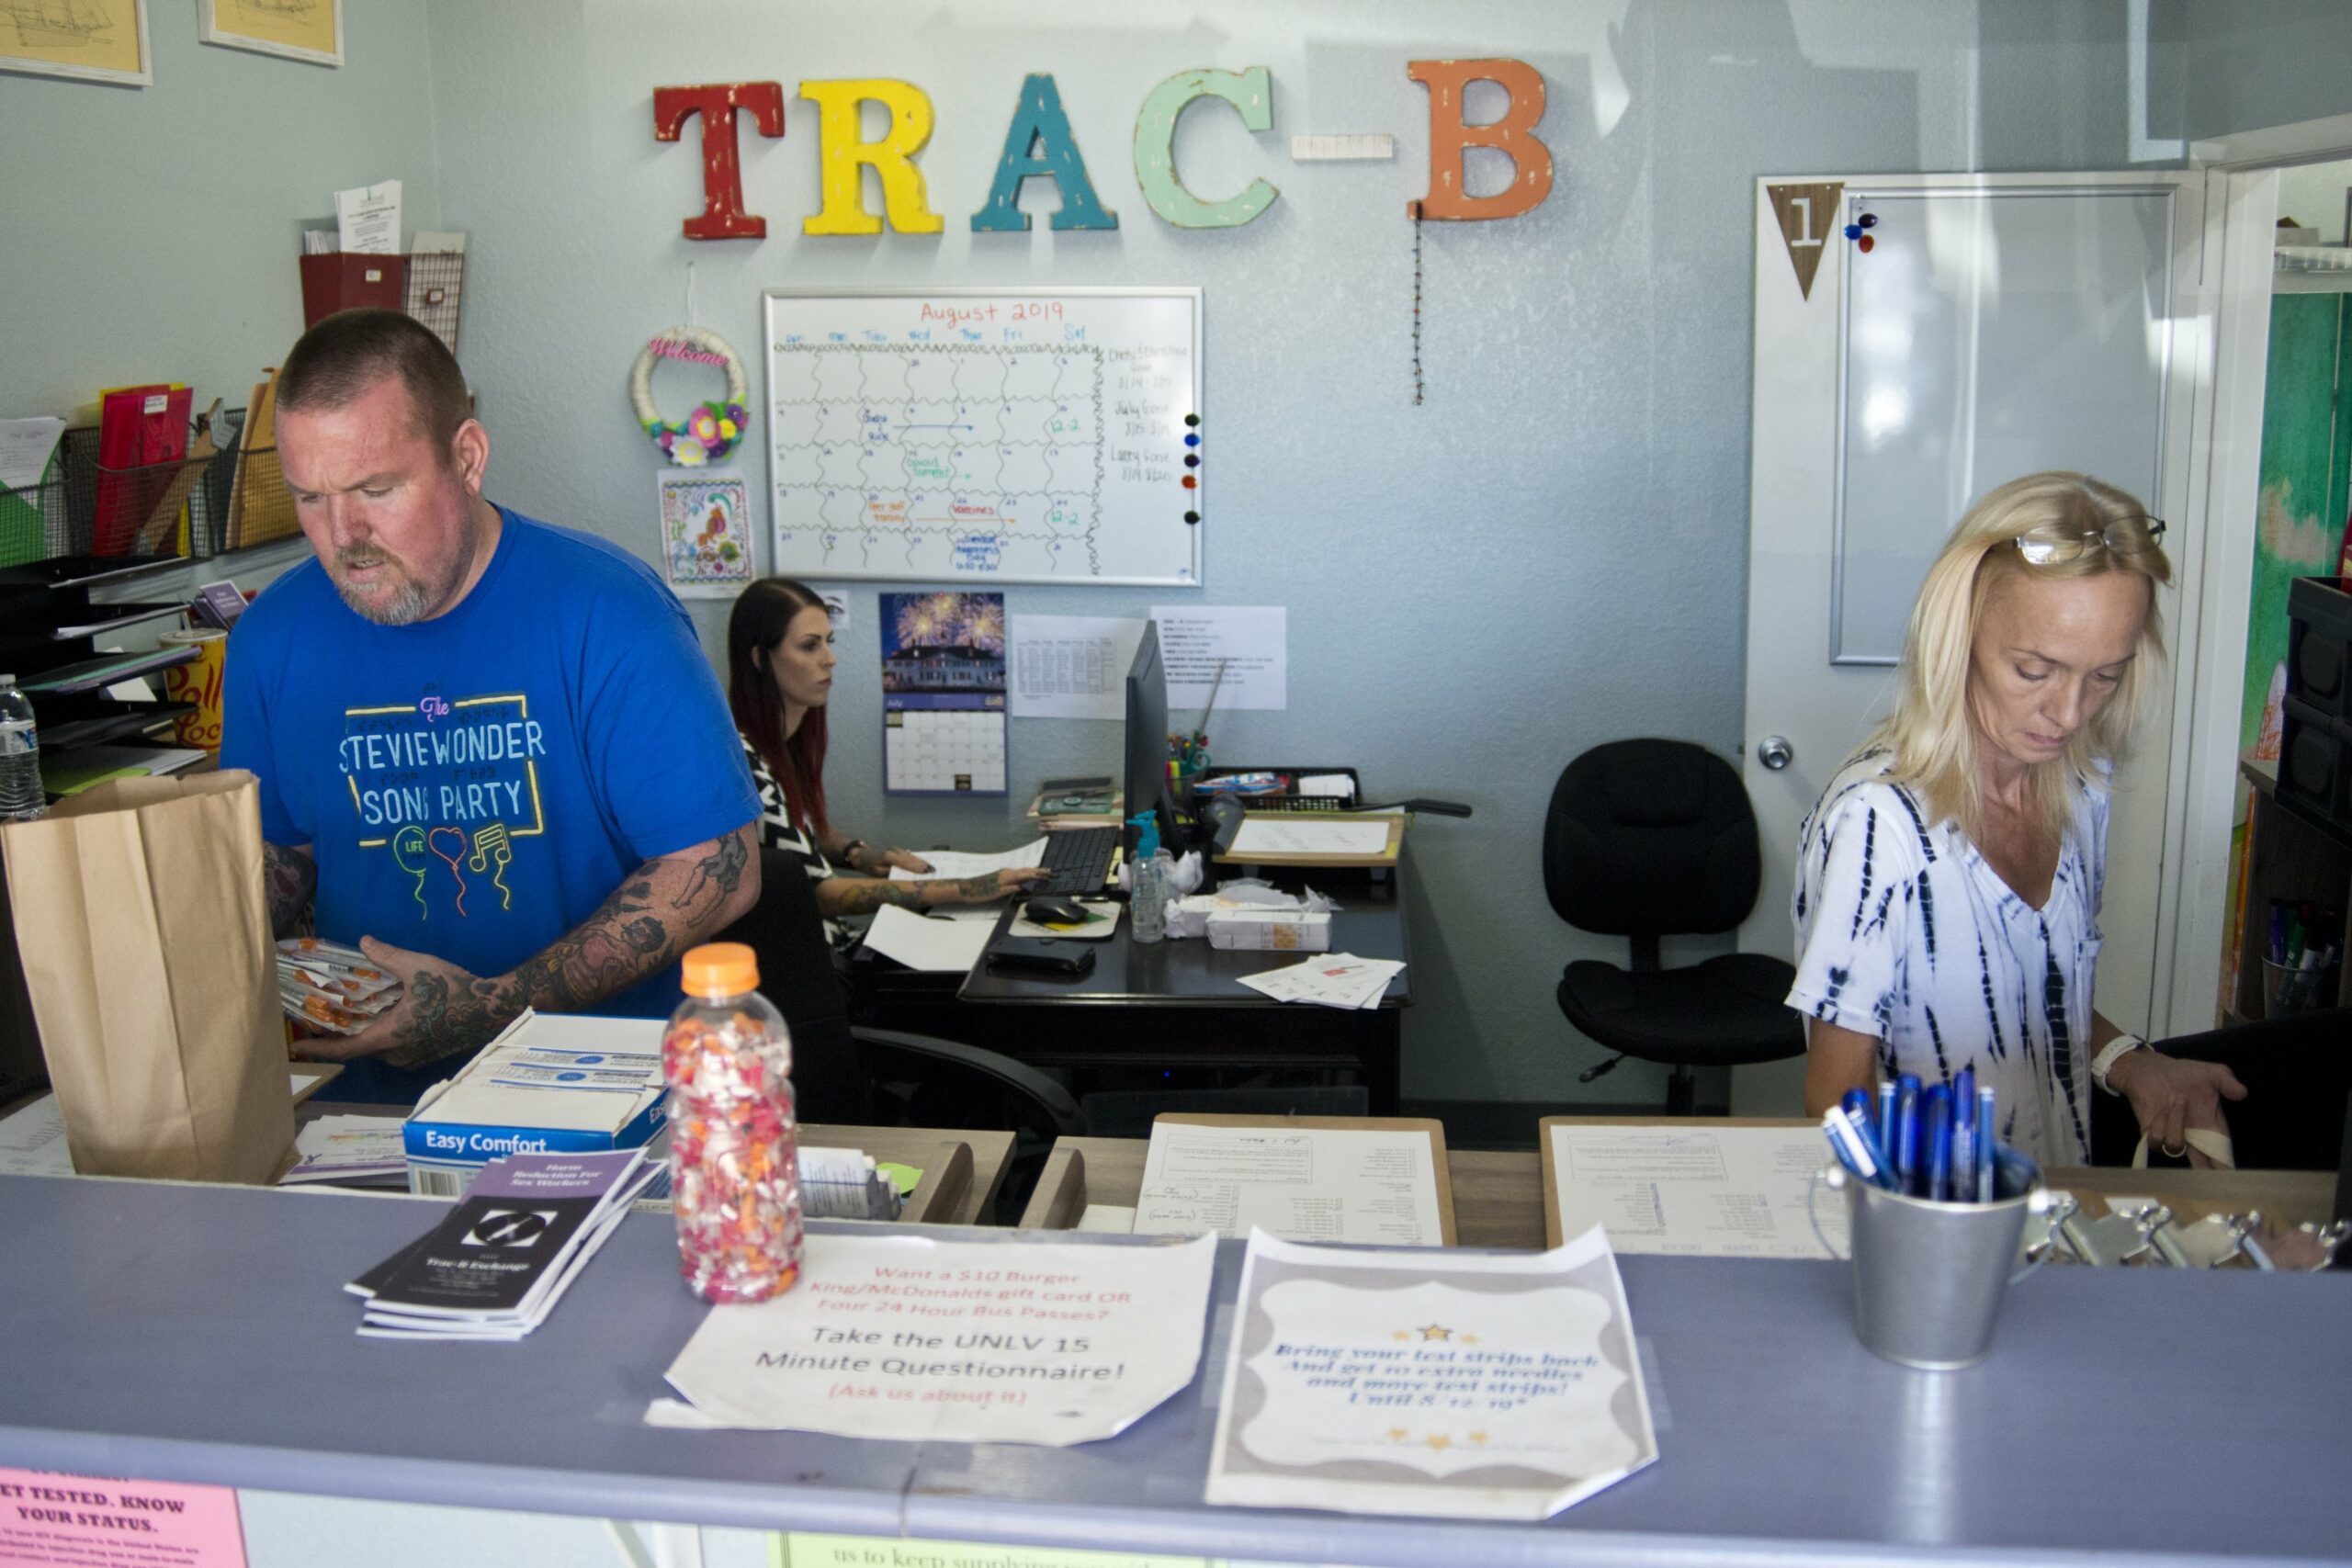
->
[277,309,471,452]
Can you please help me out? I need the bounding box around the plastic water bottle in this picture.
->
[1128,810,1171,943]
[0,676,43,821]
[662,942,802,1303]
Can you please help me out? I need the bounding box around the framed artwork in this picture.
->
[657,468,755,599]
[0,0,152,86]
[198,0,341,67]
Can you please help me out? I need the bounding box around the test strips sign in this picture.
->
[0,1469,247,1566]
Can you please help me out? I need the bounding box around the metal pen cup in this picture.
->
[1819,1167,2057,1371]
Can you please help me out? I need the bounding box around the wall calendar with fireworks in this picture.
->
[764,288,1203,587]
[881,591,1008,795]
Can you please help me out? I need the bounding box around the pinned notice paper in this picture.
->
[1009,614,1148,720]
[1148,605,1286,711]
[334,179,402,254]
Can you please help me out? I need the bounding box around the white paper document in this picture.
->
[1134,1124,1442,1245]
[859,903,996,973]
[658,1232,1217,1446]
[334,179,403,254]
[1547,1123,1845,1258]
[1236,953,1404,1010]
[1229,818,1395,858]
[282,1115,409,1184]
[1206,1228,1659,1520]
[888,839,1049,883]
[1008,615,1148,719]
[0,1095,74,1178]
[1148,605,1286,711]
[0,415,66,492]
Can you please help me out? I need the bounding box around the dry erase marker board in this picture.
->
[763,288,1203,587]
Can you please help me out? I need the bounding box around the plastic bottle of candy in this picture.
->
[663,942,803,1303]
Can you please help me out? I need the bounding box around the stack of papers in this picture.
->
[345,1149,659,1340]
[798,1145,904,1221]
[279,938,402,1035]
[886,839,1051,883]
[1237,953,1404,1010]
[282,1114,409,1186]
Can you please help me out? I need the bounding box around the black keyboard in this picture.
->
[1032,827,1118,895]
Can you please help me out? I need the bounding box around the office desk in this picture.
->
[1,1173,2346,1566]
[863,866,1413,1112]
[1022,1135,2343,1250]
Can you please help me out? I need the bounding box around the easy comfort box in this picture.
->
[403,1010,667,1196]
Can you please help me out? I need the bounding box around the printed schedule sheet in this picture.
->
[1546,1123,1846,1258]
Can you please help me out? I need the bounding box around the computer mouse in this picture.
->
[1023,895,1091,927]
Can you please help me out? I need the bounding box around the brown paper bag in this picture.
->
[0,770,294,1183]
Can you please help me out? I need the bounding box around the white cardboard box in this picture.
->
[402,1011,667,1196]
[1205,908,1332,952]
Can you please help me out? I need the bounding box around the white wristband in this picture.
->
[2090,1034,2144,1096]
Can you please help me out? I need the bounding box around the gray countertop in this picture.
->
[1,1173,2346,1565]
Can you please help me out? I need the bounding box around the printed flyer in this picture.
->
[1205,1227,1658,1520]
[659,1233,1216,1446]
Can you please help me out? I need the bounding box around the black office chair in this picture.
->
[1544,739,1804,1114]
[716,847,1080,1216]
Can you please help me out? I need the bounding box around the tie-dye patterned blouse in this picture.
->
[1786,750,2106,1168]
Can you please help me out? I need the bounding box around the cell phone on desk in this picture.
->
[984,936,1097,977]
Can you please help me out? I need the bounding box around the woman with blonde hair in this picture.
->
[1789,471,2245,1168]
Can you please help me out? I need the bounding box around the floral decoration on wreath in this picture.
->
[630,324,751,467]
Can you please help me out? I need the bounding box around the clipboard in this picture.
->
[1539,1114,1816,1247]
[1212,812,1404,867]
[1149,1112,1457,1245]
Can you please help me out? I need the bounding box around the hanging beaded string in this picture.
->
[1409,200,1427,406]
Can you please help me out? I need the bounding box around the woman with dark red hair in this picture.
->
[728,578,1042,942]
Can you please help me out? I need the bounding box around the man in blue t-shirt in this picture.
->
[222,309,760,1100]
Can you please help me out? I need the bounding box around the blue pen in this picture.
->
[1822,1107,1893,1190]
[1951,1067,1977,1202]
[1923,1086,1952,1201]
[1848,1109,1895,1188]
[1894,1073,1922,1195]
[1976,1085,1997,1201]
[1877,1080,1897,1162]
[1841,1088,1873,1134]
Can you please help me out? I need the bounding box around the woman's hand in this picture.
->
[922,867,1051,906]
[876,848,933,874]
[2107,1048,2247,1168]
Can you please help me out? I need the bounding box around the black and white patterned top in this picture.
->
[741,734,840,944]
[1787,750,2108,1168]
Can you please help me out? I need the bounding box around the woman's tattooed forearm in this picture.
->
[822,874,1000,916]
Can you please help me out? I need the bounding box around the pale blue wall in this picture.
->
[12,2,2348,1103]
[415,0,2136,1102]
[0,2,440,420]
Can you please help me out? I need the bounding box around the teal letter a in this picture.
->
[971,73,1118,231]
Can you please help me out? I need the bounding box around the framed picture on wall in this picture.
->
[0,0,153,86]
[198,0,342,67]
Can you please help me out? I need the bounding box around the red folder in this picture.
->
[93,383,190,556]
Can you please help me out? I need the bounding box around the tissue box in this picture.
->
[1207,908,1332,952]
[403,1010,668,1196]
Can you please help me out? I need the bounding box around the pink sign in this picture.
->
[0,1467,247,1566]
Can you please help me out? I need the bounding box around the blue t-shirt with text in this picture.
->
[222,509,757,1027]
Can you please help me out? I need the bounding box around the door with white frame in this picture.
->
[1732,173,2214,1112]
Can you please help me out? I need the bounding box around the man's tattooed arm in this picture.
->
[377,823,763,1067]
[262,841,317,940]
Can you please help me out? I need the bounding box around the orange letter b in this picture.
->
[1407,59,1553,221]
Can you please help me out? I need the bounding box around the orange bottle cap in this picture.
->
[681,942,759,997]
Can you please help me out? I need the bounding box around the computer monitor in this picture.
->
[1124,622,1178,853]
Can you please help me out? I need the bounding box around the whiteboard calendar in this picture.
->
[763,288,1203,586]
